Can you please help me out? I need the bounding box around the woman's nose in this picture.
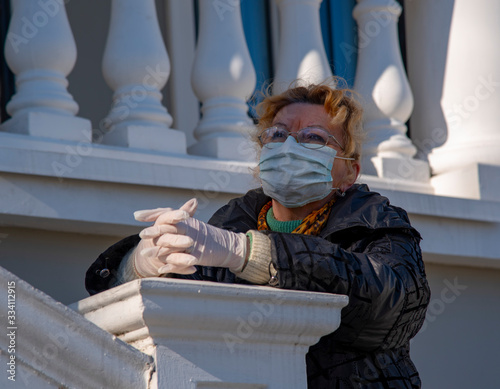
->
[282,135,299,147]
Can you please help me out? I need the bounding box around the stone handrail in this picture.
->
[1,265,348,388]
[74,277,349,389]
[0,266,153,388]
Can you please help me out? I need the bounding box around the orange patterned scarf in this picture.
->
[257,197,336,236]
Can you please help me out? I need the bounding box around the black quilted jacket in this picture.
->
[86,184,430,388]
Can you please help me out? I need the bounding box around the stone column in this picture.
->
[101,0,186,154]
[404,0,454,163]
[273,0,333,94]
[189,0,257,161]
[425,0,500,199]
[353,0,429,182]
[1,0,91,142]
[77,278,348,389]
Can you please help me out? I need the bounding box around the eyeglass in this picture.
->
[258,126,345,150]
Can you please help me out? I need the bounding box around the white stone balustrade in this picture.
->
[1,0,91,142]
[190,0,257,161]
[0,266,153,389]
[101,0,186,154]
[273,0,333,94]
[75,277,348,389]
[424,0,500,200]
[353,0,429,182]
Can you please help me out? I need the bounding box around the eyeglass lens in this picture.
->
[260,127,330,149]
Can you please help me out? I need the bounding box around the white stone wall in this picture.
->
[412,263,500,388]
[0,228,119,304]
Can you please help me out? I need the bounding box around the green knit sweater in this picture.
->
[266,207,303,233]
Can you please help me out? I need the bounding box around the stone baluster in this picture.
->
[273,0,333,94]
[404,0,452,165]
[353,0,429,181]
[190,0,257,161]
[101,0,186,153]
[425,0,500,199]
[1,0,91,142]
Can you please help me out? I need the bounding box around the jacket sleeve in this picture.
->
[85,234,141,295]
[267,228,430,352]
[84,235,233,295]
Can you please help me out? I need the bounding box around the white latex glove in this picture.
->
[133,199,248,276]
[131,199,198,277]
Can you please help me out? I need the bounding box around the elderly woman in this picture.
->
[86,83,430,388]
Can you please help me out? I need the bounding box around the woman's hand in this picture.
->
[132,199,248,277]
[131,199,197,276]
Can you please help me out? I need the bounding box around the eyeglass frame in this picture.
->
[258,125,347,152]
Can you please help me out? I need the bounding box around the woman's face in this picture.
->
[271,102,360,191]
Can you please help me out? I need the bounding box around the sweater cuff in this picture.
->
[110,247,142,287]
[235,230,274,285]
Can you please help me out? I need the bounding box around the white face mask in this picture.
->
[258,137,353,208]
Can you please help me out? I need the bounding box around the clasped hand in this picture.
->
[131,199,247,277]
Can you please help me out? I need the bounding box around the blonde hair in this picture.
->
[252,80,365,182]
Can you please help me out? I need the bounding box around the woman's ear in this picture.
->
[341,160,361,192]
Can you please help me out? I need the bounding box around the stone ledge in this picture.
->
[75,278,349,346]
[2,167,499,238]
[73,277,348,389]
[431,163,500,202]
[0,131,256,193]
[2,134,500,271]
